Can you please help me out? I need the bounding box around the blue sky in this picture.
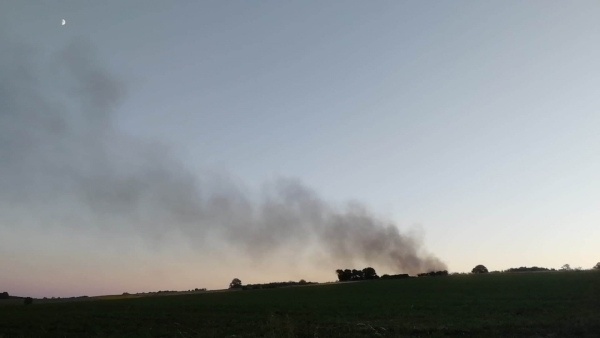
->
[1,1,599,297]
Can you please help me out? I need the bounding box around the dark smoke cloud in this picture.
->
[0,37,446,275]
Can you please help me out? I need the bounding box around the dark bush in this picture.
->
[24,297,33,305]
[0,292,9,299]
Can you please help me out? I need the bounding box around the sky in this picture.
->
[1,1,599,298]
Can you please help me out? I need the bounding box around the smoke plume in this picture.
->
[0,38,446,275]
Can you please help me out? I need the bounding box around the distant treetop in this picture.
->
[471,265,489,274]
[229,278,242,289]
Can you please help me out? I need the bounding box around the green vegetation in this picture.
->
[1,271,599,337]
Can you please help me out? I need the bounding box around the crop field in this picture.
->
[1,272,598,338]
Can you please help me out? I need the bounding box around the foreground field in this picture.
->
[1,272,599,337]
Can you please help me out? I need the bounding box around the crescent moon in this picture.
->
[61,19,66,25]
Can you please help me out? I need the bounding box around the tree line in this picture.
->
[228,278,317,291]
[335,267,379,281]
[8,262,600,305]
[336,267,449,282]
[505,266,553,273]
[471,263,600,274]
[332,262,600,282]
[417,270,449,277]
[0,292,33,305]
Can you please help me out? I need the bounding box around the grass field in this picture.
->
[1,271,598,337]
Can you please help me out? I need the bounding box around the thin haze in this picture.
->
[1,1,599,297]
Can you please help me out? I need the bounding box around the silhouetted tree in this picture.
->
[24,297,33,305]
[594,262,600,270]
[362,267,379,280]
[351,269,365,281]
[229,278,242,289]
[336,267,384,281]
[560,264,571,271]
[471,265,489,274]
[336,269,353,282]
[299,279,307,285]
[0,292,8,299]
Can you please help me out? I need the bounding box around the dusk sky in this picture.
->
[1,1,599,298]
